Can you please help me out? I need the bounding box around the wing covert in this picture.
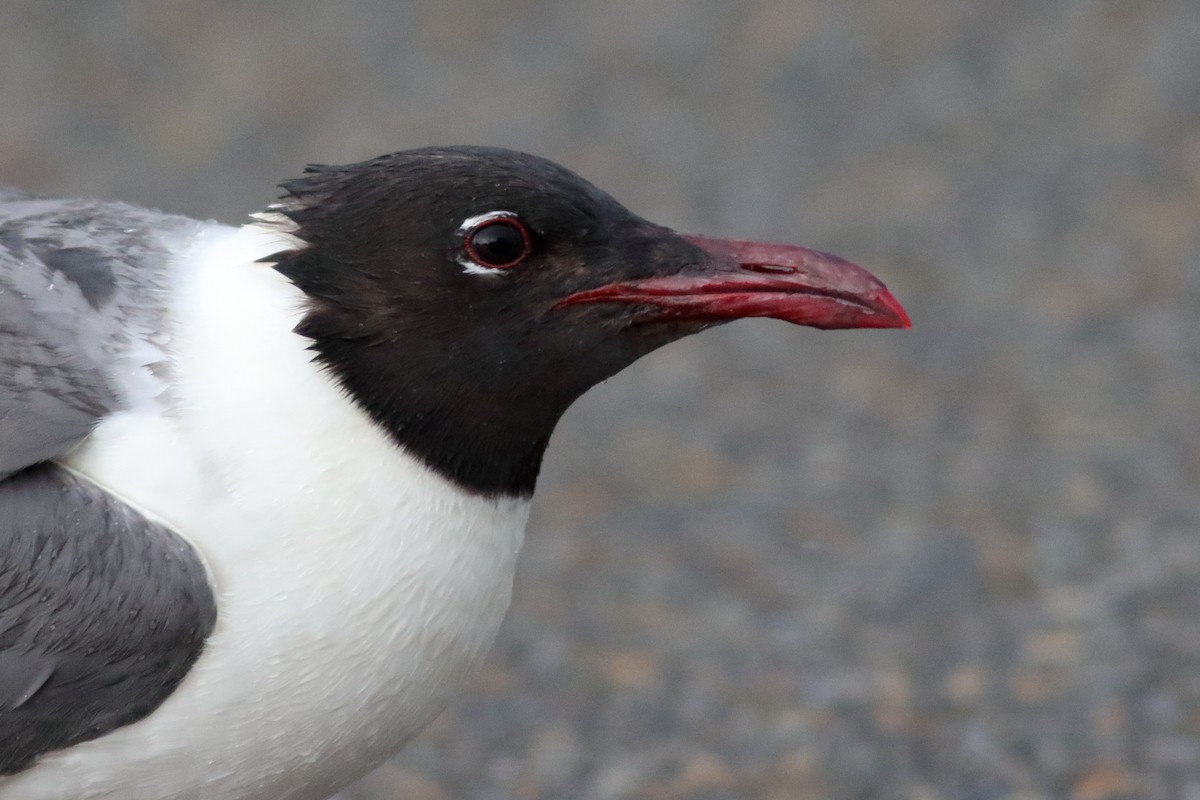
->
[0,192,203,476]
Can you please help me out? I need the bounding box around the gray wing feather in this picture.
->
[0,251,118,476]
[0,192,205,476]
[0,464,216,775]
[0,652,55,709]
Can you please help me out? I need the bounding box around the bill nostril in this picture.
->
[740,262,797,275]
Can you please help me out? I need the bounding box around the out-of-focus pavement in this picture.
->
[4,2,1200,798]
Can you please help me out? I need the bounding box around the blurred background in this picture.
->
[3,1,1199,798]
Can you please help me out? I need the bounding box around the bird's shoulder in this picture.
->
[0,192,207,477]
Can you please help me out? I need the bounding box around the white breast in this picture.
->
[2,224,530,800]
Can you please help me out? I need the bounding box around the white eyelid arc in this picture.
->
[456,210,520,236]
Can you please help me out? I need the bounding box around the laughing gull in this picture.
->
[0,146,909,799]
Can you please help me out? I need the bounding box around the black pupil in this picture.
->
[470,222,526,266]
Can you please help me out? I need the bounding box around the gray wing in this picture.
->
[0,192,216,773]
[0,190,204,477]
[0,464,216,775]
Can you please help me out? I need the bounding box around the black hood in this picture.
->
[267,146,908,498]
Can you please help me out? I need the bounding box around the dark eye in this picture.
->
[463,218,532,269]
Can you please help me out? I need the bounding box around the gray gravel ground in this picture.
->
[4,2,1200,798]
